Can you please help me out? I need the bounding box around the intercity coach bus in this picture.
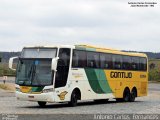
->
[9,45,148,107]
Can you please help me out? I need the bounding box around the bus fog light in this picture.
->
[43,88,54,93]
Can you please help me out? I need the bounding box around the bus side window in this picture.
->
[72,50,86,68]
[113,55,122,69]
[131,57,139,70]
[100,53,105,69]
[87,52,99,68]
[139,58,147,71]
[100,53,112,69]
[105,54,112,69]
[122,56,131,70]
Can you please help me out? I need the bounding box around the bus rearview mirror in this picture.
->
[51,57,59,71]
[9,57,18,71]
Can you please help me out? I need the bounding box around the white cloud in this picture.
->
[0,0,160,52]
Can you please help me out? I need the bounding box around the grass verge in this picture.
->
[0,83,15,91]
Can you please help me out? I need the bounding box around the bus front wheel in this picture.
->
[69,91,78,107]
[38,101,46,107]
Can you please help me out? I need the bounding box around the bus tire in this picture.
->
[123,88,130,102]
[69,90,78,107]
[38,101,46,107]
[130,88,137,102]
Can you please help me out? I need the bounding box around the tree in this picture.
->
[149,68,160,81]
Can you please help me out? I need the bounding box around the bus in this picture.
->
[9,44,148,107]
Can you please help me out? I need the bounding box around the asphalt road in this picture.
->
[0,82,160,120]
[0,77,15,83]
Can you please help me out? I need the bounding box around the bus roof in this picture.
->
[23,44,147,58]
[75,44,147,58]
[23,45,75,49]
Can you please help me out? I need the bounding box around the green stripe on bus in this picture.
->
[75,46,86,50]
[85,69,104,93]
[98,70,112,93]
[31,87,44,92]
[85,69,112,94]
[75,46,96,52]
[85,48,96,52]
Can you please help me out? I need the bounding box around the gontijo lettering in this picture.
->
[110,72,132,78]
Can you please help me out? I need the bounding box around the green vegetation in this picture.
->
[149,69,160,81]
[0,63,16,76]
[148,59,160,81]
[0,84,8,90]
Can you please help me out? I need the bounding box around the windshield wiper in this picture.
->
[32,66,36,80]
[28,65,33,78]
[30,65,37,85]
[25,64,35,86]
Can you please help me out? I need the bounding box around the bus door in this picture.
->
[55,48,71,88]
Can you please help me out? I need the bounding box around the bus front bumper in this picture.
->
[15,91,55,102]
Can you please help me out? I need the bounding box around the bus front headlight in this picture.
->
[42,88,54,93]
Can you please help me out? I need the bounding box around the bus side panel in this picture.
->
[57,69,148,102]
[69,68,114,100]
[69,68,98,100]
[105,70,148,98]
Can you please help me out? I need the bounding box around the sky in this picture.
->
[0,0,160,52]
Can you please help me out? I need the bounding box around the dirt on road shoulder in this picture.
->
[0,83,15,92]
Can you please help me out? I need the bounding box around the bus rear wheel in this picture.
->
[123,88,130,102]
[130,88,137,102]
[38,101,46,107]
[69,91,78,107]
[116,88,130,102]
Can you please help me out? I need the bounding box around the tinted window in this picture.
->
[87,52,99,68]
[72,50,86,67]
[113,55,122,69]
[131,57,139,70]
[59,48,70,66]
[139,58,147,71]
[122,56,131,70]
[100,53,112,69]
[55,48,70,88]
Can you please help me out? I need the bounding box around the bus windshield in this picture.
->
[16,48,57,86]
[16,59,53,86]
